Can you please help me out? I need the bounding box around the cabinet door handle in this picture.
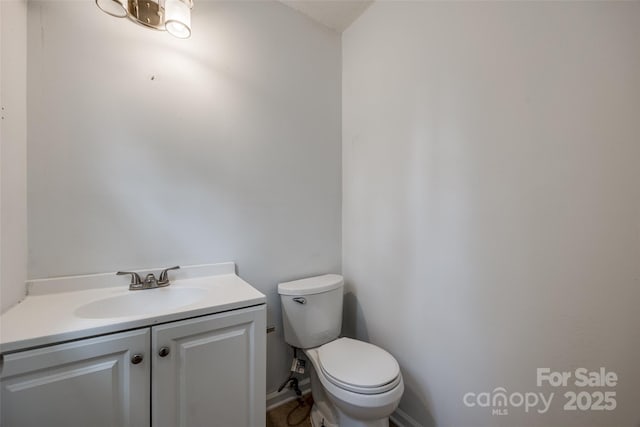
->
[158,346,170,357]
[131,354,144,364]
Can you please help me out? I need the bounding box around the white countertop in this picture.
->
[0,263,266,354]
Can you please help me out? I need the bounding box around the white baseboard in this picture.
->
[390,407,423,427]
[266,378,311,411]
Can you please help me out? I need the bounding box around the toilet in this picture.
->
[278,274,403,427]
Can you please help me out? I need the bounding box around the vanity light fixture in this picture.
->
[95,0,193,39]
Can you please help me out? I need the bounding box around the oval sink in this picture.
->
[75,287,207,319]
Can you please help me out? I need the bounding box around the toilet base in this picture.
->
[310,401,390,427]
[336,412,389,427]
[310,404,338,427]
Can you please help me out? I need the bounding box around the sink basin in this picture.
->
[74,287,208,319]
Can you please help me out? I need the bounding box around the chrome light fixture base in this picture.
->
[130,0,164,30]
[96,0,193,38]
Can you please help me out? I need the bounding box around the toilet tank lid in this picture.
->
[278,274,344,296]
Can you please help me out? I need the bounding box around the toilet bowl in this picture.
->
[305,338,404,427]
[278,275,404,427]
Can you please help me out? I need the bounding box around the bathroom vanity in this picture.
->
[0,263,266,427]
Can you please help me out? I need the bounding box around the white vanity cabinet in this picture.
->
[153,304,266,427]
[0,329,151,427]
[0,304,266,427]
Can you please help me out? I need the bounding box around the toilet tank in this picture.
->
[278,274,344,349]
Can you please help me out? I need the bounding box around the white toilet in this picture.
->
[278,274,403,427]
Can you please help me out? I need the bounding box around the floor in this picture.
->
[266,394,398,427]
[266,394,313,427]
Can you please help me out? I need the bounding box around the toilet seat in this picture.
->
[317,338,401,395]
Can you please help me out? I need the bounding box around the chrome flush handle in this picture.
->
[292,297,306,305]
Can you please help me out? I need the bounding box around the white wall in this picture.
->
[343,2,640,426]
[0,0,28,313]
[27,0,341,393]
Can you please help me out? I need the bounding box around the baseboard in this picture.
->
[266,378,311,411]
[390,407,423,427]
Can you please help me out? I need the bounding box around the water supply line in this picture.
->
[275,346,313,426]
[277,347,303,398]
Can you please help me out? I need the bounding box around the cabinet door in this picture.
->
[0,329,150,427]
[152,305,266,427]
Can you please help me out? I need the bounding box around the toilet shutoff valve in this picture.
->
[290,358,306,374]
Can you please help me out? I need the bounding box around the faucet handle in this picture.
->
[158,266,180,284]
[117,271,143,287]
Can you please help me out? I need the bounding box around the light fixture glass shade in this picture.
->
[165,0,191,39]
[95,0,128,18]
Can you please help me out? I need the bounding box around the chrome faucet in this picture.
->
[117,266,180,290]
[143,273,159,288]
